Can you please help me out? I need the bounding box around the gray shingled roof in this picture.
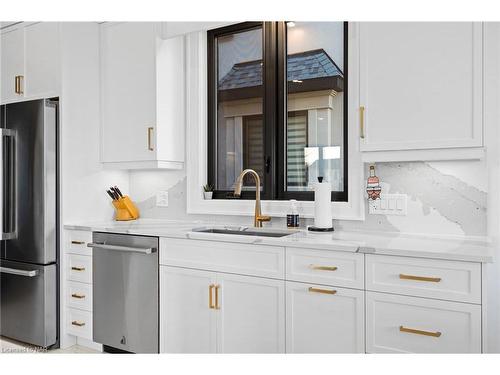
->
[218,49,343,91]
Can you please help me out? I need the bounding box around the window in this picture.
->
[208,22,347,201]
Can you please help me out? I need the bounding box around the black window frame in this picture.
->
[207,21,348,202]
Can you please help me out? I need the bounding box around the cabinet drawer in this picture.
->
[366,255,481,303]
[66,281,93,311]
[160,238,284,279]
[66,308,92,340]
[66,230,93,255]
[286,248,364,289]
[366,292,481,353]
[66,254,92,284]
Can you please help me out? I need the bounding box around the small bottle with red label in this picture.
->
[366,165,382,200]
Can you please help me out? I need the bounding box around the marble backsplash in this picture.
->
[131,161,487,237]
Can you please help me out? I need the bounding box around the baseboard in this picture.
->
[76,337,103,352]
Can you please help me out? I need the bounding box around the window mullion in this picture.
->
[263,22,278,200]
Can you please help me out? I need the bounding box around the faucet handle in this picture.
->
[256,215,272,223]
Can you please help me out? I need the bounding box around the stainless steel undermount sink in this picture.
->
[193,227,295,238]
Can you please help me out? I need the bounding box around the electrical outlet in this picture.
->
[156,191,169,207]
[369,193,407,216]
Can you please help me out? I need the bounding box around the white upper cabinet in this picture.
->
[1,28,24,103]
[24,22,60,99]
[100,22,185,169]
[357,22,483,162]
[1,22,60,104]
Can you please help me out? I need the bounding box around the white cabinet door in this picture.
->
[359,22,482,152]
[216,273,285,353]
[286,281,365,353]
[24,22,60,98]
[100,22,159,163]
[1,28,24,103]
[160,266,217,353]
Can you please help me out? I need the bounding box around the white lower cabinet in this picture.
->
[366,291,481,353]
[160,267,217,353]
[286,281,365,353]
[158,238,484,353]
[160,266,285,353]
[63,230,96,347]
[216,273,285,353]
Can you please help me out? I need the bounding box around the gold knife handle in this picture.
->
[310,265,338,271]
[399,326,441,337]
[399,274,441,283]
[308,287,337,295]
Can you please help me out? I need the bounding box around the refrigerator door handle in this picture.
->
[0,266,39,277]
[1,128,16,240]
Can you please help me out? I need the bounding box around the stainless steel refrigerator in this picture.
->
[1,99,58,348]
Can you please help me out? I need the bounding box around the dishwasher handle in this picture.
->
[87,242,157,255]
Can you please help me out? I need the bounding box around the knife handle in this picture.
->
[106,190,116,201]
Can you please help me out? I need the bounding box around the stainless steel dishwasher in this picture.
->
[88,232,159,353]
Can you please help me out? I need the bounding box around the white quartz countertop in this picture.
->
[64,219,495,263]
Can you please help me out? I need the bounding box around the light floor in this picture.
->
[0,337,99,354]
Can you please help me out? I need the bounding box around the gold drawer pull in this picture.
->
[399,274,441,283]
[399,326,441,338]
[359,106,365,139]
[215,285,221,310]
[209,284,215,309]
[71,321,86,327]
[18,75,24,95]
[308,287,337,295]
[71,240,85,245]
[147,127,154,151]
[71,266,86,272]
[310,265,338,271]
[71,293,86,299]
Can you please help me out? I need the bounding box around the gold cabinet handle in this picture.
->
[71,293,86,299]
[399,326,441,338]
[359,106,365,139]
[399,274,441,283]
[310,265,338,272]
[308,287,337,295]
[209,284,215,309]
[18,75,24,95]
[71,240,85,245]
[71,321,86,327]
[147,127,154,151]
[15,76,19,94]
[215,285,221,310]
[71,266,85,271]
